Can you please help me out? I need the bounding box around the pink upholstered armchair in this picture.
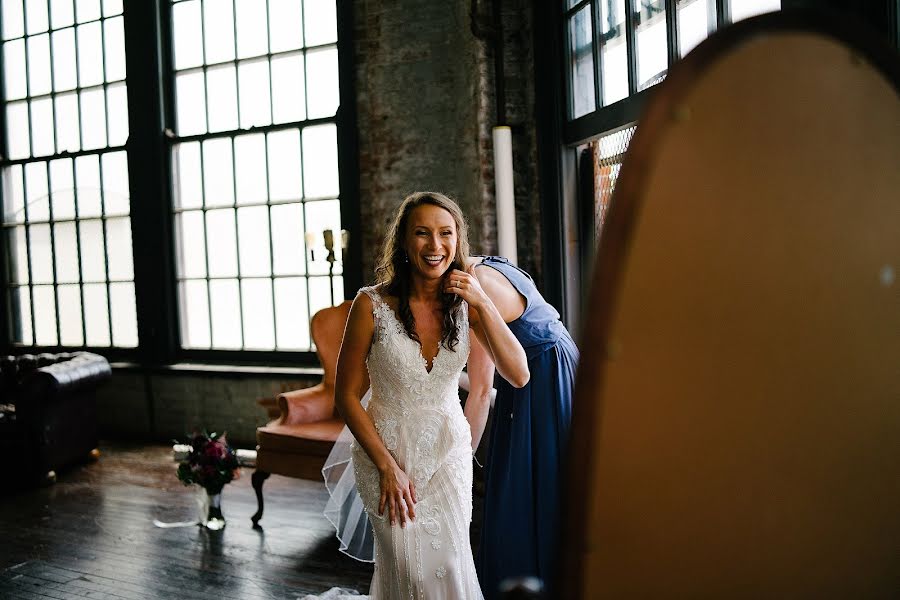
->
[251,300,362,525]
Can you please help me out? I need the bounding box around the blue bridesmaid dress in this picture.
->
[473,256,579,599]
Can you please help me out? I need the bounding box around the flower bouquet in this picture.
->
[176,431,240,529]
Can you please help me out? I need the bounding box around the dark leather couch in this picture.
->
[1,352,111,485]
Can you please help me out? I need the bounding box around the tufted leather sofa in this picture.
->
[0,352,111,485]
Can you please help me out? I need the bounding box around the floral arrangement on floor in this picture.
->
[176,431,240,495]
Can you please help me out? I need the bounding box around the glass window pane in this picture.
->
[600,0,628,105]
[173,142,203,209]
[271,53,306,123]
[677,0,713,57]
[101,151,129,215]
[305,46,338,119]
[234,133,267,206]
[30,97,55,157]
[77,21,104,87]
[6,226,30,283]
[209,278,241,348]
[175,210,207,278]
[104,16,126,81]
[267,129,301,201]
[241,278,275,349]
[106,82,128,146]
[172,0,203,70]
[569,6,595,119]
[109,281,137,346]
[6,101,30,160]
[203,0,235,64]
[25,0,49,35]
[206,64,238,132]
[78,219,105,281]
[49,157,75,219]
[24,162,49,221]
[303,0,336,46]
[75,154,102,217]
[102,0,122,18]
[180,279,210,348]
[237,205,271,277]
[303,199,341,275]
[50,0,75,29]
[730,0,779,22]
[33,284,58,346]
[106,216,132,280]
[29,224,53,283]
[270,202,305,275]
[54,222,79,283]
[13,286,33,344]
[235,0,268,59]
[634,0,668,90]
[3,0,25,40]
[302,124,338,198]
[268,0,303,53]
[83,282,110,345]
[52,27,77,91]
[205,208,238,277]
[3,165,26,224]
[175,70,207,135]
[27,33,52,96]
[308,275,332,319]
[202,138,235,207]
[238,58,271,128]
[55,91,81,152]
[75,0,100,23]
[274,276,308,349]
[3,39,27,100]
[58,284,84,346]
[79,87,108,150]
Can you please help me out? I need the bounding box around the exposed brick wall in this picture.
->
[96,370,320,447]
[354,0,541,283]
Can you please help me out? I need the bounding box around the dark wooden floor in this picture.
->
[0,443,375,599]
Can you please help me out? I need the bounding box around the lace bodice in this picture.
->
[363,285,470,415]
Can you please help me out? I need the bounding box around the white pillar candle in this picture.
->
[492,126,517,264]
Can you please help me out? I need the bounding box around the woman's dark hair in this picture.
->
[375,191,471,351]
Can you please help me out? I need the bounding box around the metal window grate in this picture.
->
[1,0,137,349]
[591,124,636,244]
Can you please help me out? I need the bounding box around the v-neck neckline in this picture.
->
[377,290,444,375]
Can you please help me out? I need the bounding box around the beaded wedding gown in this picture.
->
[337,285,483,600]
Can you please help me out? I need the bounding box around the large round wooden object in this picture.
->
[563,14,899,598]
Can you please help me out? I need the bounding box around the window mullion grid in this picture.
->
[665,0,678,68]
[299,1,316,341]
[625,0,638,96]
[590,0,602,111]
[45,0,63,346]
[96,33,114,346]
[263,0,278,348]
[198,0,214,349]
[18,1,38,345]
[229,0,245,350]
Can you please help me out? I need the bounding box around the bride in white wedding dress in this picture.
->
[309,192,529,600]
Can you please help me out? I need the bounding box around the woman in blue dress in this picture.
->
[464,255,579,599]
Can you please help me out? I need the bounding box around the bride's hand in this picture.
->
[444,268,489,311]
[378,460,417,527]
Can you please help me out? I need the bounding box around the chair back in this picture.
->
[310,300,353,390]
[561,13,900,598]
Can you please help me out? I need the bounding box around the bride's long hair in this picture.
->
[375,191,470,352]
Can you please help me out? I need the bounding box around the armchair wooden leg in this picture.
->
[251,469,271,526]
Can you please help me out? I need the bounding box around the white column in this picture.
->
[492,126,517,265]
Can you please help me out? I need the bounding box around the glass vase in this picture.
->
[197,487,226,530]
